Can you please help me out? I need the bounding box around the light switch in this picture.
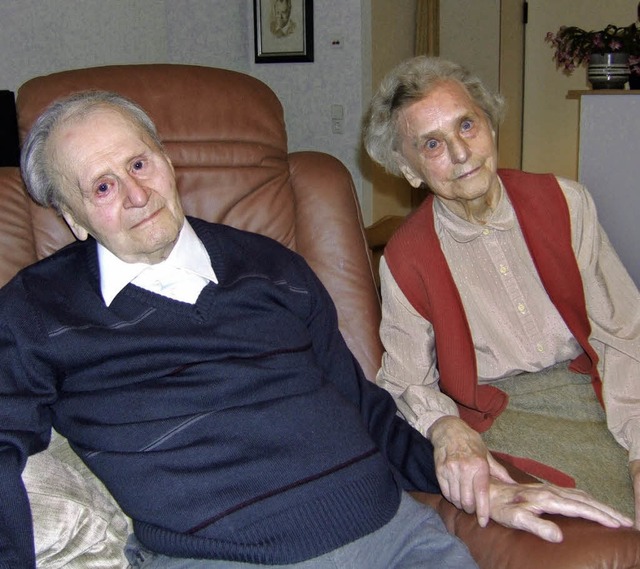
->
[331,104,344,134]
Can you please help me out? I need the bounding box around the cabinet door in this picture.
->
[578,95,640,288]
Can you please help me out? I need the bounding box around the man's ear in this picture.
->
[393,152,424,189]
[166,153,175,175]
[61,210,89,241]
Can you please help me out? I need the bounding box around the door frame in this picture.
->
[498,0,526,169]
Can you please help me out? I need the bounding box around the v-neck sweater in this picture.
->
[0,217,438,568]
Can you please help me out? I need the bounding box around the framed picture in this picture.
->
[254,0,314,63]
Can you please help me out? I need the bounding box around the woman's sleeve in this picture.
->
[562,177,640,460]
[376,256,459,438]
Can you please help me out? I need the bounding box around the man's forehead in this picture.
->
[60,105,137,132]
[50,107,150,183]
[53,107,147,155]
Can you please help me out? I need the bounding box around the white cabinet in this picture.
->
[575,91,640,287]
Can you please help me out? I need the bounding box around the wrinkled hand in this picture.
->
[488,479,634,542]
[429,415,514,526]
[629,459,640,529]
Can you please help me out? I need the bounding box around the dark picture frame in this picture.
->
[254,0,314,63]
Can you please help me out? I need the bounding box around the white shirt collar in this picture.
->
[98,219,217,306]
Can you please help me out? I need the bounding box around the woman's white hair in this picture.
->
[362,56,506,177]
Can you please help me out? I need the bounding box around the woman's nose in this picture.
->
[447,136,470,164]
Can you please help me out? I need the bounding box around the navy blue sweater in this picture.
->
[0,218,438,568]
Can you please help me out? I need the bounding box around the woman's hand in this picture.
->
[428,415,514,526]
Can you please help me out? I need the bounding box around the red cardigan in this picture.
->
[385,169,601,432]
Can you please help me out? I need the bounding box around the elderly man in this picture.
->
[363,56,640,528]
[0,91,631,569]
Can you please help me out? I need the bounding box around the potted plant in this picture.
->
[627,2,640,88]
[545,23,639,89]
[625,23,640,88]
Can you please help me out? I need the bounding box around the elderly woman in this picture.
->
[363,56,640,527]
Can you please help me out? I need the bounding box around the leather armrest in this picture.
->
[410,456,640,568]
[288,150,383,382]
[0,167,38,286]
[412,491,640,569]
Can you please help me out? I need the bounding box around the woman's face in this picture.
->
[394,80,501,212]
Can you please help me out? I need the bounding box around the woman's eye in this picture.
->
[426,139,439,150]
[461,120,473,132]
[132,160,144,171]
[97,182,109,193]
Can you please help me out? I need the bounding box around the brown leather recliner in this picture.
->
[2,64,639,568]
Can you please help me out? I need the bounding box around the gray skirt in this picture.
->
[481,362,633,517]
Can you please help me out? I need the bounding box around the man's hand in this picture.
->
[428,415,514,527]
[488,479,634,542]
[629,459,640,529]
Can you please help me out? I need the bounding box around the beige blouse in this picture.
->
[377,176,640,461]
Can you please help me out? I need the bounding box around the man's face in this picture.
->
[51,107,185,265]
[394,80,500,209]
[274,0,291,27]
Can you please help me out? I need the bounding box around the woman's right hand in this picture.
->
[428,415,515,526]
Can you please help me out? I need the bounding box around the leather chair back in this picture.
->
[1,64,383,379]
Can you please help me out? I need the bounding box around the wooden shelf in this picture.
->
[567,89,640,99]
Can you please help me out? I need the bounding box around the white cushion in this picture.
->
[22,432,131,568]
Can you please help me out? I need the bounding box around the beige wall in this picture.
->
[368,0,417,222]
[523,0,635,178]
[437,0,636,180]
[440,0,526,169]
[440,0,501,92]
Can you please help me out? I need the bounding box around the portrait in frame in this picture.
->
[254,0,314,63]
